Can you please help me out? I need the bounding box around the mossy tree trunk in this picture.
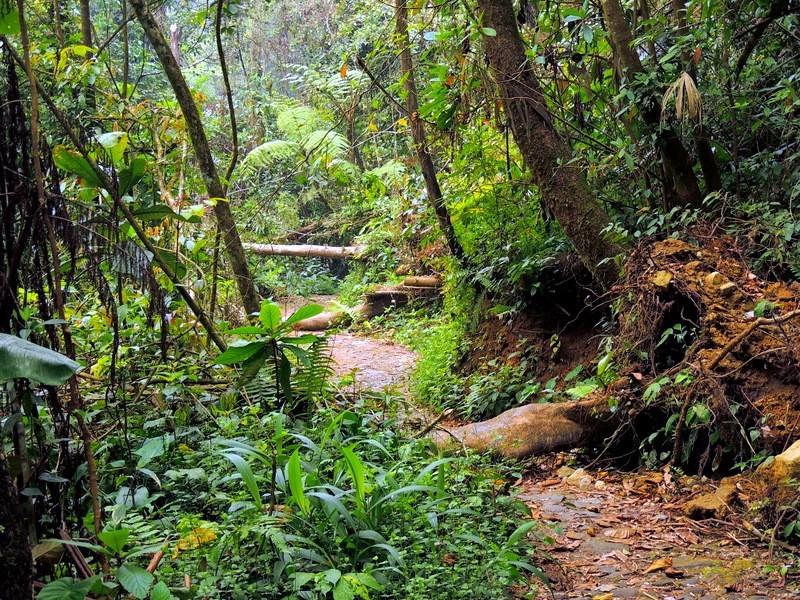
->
[477,0,626,289]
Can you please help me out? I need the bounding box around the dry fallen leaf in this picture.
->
[591,595,613,600]
[603,527,636,539]
[643,556,673,574]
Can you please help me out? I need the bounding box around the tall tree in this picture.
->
[395,0,467,266]
[477,0,625,288]
[599,0,706,207]
[129,0,261,315]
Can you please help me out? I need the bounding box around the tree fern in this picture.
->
[300,129,349,160]
[276,104,327,139]
[239,140,301,178]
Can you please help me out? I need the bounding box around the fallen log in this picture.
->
[401,275,442,288]
[432,397,618,459]
[244,243,361,260]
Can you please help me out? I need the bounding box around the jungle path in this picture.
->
[280,295,417,393]
[282,296,797,598]
[523,460,797,599]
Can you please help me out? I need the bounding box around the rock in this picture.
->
[705,271,726,287]
[755,439,800,484]
[579,475,593,489]
[683,478,739,520]
[557,465,576,479]
[566,467,587,485]
[652,270,673,288]
[595,480,607,490]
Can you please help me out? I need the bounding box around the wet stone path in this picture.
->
[520,462,797,599]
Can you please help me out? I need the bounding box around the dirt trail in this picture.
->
[281,297,797,598]
[327,332,416,393]
[522,460,797,599]
[279,295,417,393]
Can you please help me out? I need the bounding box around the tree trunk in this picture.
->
[395,0,468,267]
[0,455,32,600]
[244,243,361,260]
[477,0,625,289]
[433,397,617,459]
[129,0,261,316]
[599,0,705,208]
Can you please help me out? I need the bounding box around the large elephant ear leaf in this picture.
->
[0,334,81,385]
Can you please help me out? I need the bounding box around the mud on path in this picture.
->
[522,458,797,599]
[327,332,416,393]
[278,295,417,393]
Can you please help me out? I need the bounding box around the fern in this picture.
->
[239,140,301,178]
[365,160,406,188]
[300,129,349,160]
[293,338,335,404]
[276,104,326,139]
[240,374,279,407]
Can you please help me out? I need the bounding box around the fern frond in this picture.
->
[239,140,301,177]
[301,129,349,160]
[293,338,335,404]
[366,160,406,188]
[276,104,326,139]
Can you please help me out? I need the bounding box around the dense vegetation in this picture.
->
[1,0,800,597]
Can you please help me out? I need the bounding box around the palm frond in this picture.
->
[661,72,702,126]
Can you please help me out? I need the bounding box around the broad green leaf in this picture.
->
[353,572,382,590]
[507,521,535,545]
[156,250,187,280]
[150,581,174,600]
[96,132,128,167]
[278,354,293,404]
[53,147,103,188]
[258,301,283,331]
[222,452,263,510]
[116,564,154,599]
[0,5,20,35]
[134,436,170,468]
[214,342,265,365]
[98,528,130,555]
[282,304,324,328]
[332,576,354,600]
[235,350,269,389]
[118,157,146,196]
[288,449,310,515]
[341,446,365,504]
[37,577,97,600]
[323,569,342,585]
[481,27,496,36]
[132,204,200,224]
[0,333,81,385]
[282,344,309,366]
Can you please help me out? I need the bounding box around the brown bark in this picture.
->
[600,0,705,208]
[79,0,93,49]
[433,397,617,459]
[129,0,261,316]
[244,243,361,259]
[15,0,108,569]
[477,0,625,289]
[670,0,721,194]
[394,0,467,267]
